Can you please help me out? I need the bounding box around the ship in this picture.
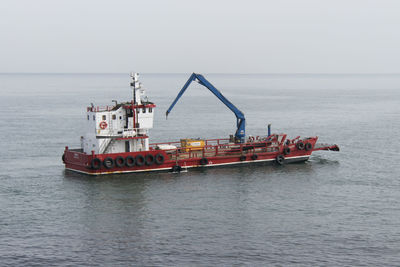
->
[62,72,339,175]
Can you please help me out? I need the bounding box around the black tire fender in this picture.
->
[305,142,313,151]
[115,156,125,167]
[136,154,145,166]
[125,156,135,167]
[103,157,115,169]
[172,165,182,173]
[283,147,291,155]
[91,158,102,169]
[276,155,285,165]
[145,154,155,166]
[200,158,208,165]
[296,141,305,150]
[155,153,165,165]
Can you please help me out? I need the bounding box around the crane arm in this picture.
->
[166,73,246,142]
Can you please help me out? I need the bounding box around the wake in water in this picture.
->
[309,154,340,165]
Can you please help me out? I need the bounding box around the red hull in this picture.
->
[63,136,339,175]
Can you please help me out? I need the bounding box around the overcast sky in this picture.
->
[1,0,399,73]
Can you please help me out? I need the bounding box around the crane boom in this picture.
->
[166,73,246,143]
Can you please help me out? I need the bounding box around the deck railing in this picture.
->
[150,139,281,161]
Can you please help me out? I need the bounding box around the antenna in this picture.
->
[130,72,137,104]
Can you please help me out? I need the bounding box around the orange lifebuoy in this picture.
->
[99,121,108,129]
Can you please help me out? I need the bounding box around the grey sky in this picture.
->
[1,0,399,73]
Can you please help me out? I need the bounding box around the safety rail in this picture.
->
[122,129,137,137]
[160,140,281,161]
[150,141,182,147]
[149,138,231,148]
[88,103,157,113]
[97,129,147,137]
[87,106,115,112]
[205,138,230,146]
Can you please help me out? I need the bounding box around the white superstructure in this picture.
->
[81,73,155,154]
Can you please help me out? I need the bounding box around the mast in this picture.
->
[130,72,139,104]
[130,72,141,129]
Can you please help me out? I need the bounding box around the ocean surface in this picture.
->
[1,73,399,266]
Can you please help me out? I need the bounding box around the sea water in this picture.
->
[1,73,399,266]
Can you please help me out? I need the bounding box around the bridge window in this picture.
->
[87,115,89,120]
[149,108,152,113]
[93,115,95,120]
[112,114,116,120]
[142,108,146,113]
[102,115,106,120]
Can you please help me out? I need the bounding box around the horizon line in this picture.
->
[1,72,400,75]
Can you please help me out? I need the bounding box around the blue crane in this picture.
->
[166,73,246,143]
